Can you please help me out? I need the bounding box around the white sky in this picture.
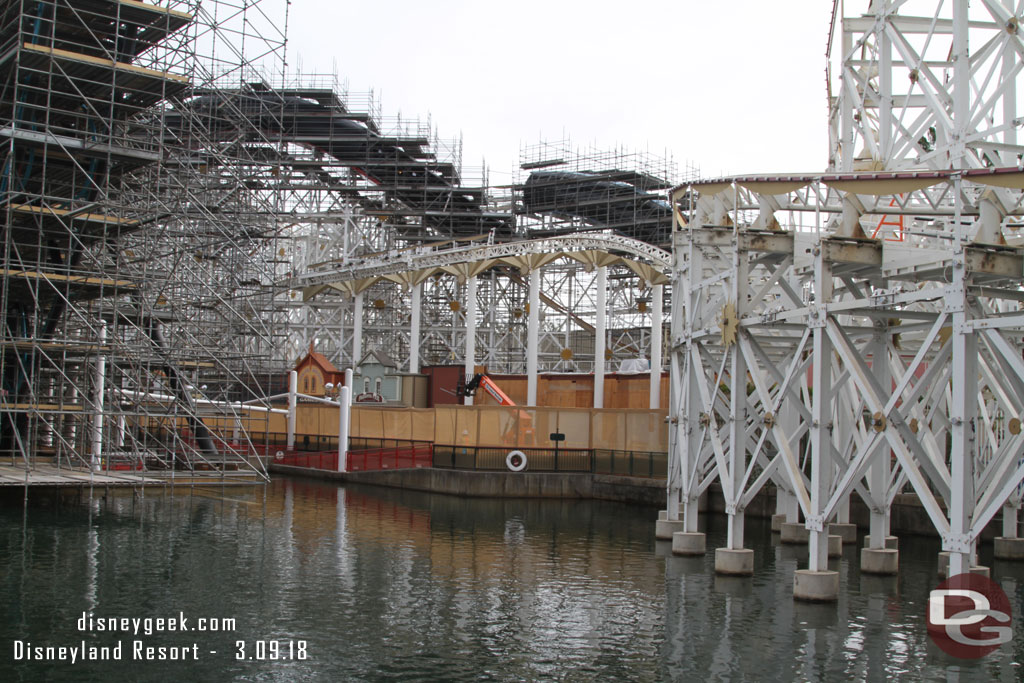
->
[282,1,835,183]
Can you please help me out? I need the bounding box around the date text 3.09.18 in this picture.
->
[235,640,307,660]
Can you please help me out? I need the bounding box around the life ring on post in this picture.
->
[505,450,528,472]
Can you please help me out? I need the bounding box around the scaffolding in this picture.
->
[277,133,690,394]
[0,0,287,481]
[516,139,687,247]
[0,1,690,485]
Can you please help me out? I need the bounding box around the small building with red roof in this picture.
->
[294,342,346,397]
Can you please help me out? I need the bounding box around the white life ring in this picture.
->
[506,450,527,472]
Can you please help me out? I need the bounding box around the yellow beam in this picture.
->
[0,268,136,289]
[7,403,84,411]
[10,203,138,226]
[21,43,190,84]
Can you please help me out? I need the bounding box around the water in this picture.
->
[0,478,1022,681]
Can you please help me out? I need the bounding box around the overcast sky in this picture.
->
[280,1,835,183]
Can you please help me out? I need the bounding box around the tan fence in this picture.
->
[182,403,665,454]
[351,407,435,442]
[434,405,667,452]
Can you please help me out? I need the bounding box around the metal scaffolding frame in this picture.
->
[0,0,288,482]
[271,132,686,399]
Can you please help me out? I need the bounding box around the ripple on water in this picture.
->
[0,480,1022,681]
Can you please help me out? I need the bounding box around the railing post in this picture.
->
[90,322,107,472]
[337,386,350,473]
[286,370,297,450]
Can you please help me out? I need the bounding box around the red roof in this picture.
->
[296,341,339,374]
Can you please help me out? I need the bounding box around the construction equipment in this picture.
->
[461,374,516,406]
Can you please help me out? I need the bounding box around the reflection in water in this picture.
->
[0,480,1021,681]
[662,515,1023,680]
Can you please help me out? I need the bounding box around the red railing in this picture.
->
[273,444,433,473]
[346,444,433,472]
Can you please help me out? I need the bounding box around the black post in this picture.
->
[550,432,565,471]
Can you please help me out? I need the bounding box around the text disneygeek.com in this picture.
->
[11,611,256,664]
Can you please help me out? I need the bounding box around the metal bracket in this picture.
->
[805,516,825,533]
[941,533,973,554]
[807,310,827,329]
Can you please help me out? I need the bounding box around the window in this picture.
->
[364,378,370,394]
[375,378,382,396]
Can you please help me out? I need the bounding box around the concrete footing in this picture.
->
[780,523,809,544]
[937,553,988,579]
[829,523,858,545]
[860,548,898,575]
[771,514,787,532]
[655,519,685,540]
[994,537,1024,560]
[714,548,754,576]
[863,535,898,550]
[658,509,667,521]
[671,532,706,556]
[828,535,843,558]
[793,570,839,602]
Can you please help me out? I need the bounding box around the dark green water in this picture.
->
[0,477,1022,681]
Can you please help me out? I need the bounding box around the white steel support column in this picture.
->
[649,284,663,410]
[808,246,833,573]
[286,370,297,450]
[337,386,351,473]
[725,250,748,551]
[682,241,704,533]
[666,260,683,522]
[464,276,477,406]
[948,300,978,576]
[594,266,607,409]
[682,349,702,533]
[839,19,853,171]
[90,323,107,472]
[526,268,540,406]
[948,3,978,577]
[352,292,364,367]
[1002,0,1018,165]
[410,282,422,374]
[867,326,891,549]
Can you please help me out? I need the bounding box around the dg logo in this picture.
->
[927,573,1013,659]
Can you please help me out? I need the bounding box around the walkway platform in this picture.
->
[0,463,265,488]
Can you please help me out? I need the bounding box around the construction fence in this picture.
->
[168,404,668,476]
[196,404,665,451]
